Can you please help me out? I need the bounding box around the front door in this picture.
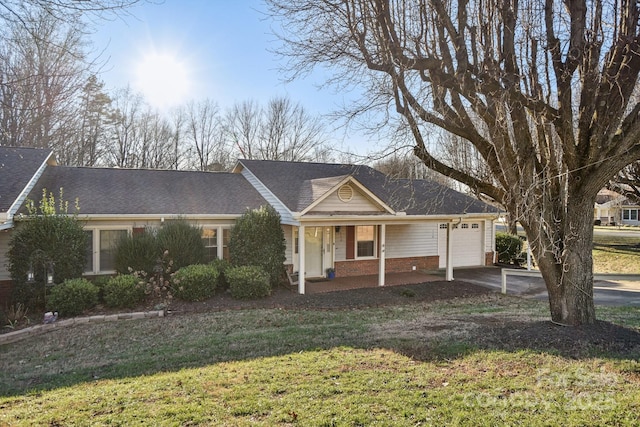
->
[304,227,323,277]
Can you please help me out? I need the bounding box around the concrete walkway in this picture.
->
[304,270,443,294]
[453,266,640,307]
[302,267,640,306]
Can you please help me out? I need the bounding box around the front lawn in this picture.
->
[1,293,639,425]
[593,234,640,274]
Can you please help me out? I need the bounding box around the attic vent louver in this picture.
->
[338,184,353,202]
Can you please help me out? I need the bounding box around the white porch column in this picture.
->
[216,226,224,260]
[298,225,305,294]
[378,224,386,287]
[445,223,454,281]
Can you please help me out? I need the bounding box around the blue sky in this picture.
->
[90,0,373,154]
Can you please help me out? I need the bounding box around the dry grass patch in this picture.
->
[593,234,640,274]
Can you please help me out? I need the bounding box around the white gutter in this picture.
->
[293,212,498,224]
[236,160,298,225]
[74,214,244,221]
[6,151,54,225]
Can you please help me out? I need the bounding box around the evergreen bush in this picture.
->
[172,264,219,301]
[209,258,231,289]
[228,205,286,287]
[7,189,87,309]
[227,265,271,299]
[495,232,524,265]
[114,229,159,275]
[46,278,99,317]
[91,275,111,302]
[103,275,146,308]
[156,220,206,272]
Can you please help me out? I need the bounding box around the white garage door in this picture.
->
[438,222,483,268]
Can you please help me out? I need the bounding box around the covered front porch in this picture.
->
[293,221,460,294]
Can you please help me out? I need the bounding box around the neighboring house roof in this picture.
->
[237,159,497,216]
[19,166,268,216]
[596,189,626,206]
[595,189,640,208]
[0,146,53,214]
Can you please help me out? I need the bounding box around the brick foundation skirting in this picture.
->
[485,251,495,265]
[334,256,439,277]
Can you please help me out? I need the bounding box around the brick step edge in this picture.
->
[0,310,165,346]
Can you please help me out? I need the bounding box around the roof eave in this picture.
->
[6,150,55,221]
[293,212,498,223]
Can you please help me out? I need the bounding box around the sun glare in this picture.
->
[134,52,191,109]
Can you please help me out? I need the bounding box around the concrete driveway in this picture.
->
[453,266,640,307]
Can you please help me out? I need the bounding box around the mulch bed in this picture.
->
[4,280,640,358]
[476,319,640,359]
[166,280,493,314]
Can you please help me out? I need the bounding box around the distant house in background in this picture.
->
[1,146,499,298]
[594,189,640,226]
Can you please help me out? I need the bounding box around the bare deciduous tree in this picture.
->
[267,0,640,325]
[259,96,327,161]
[0,9,89,153]
[106,86,143,168]
[183,99,230,171]
[223,96,329,162]
[610,161,640,204]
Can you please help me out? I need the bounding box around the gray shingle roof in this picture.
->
[21,166,268,216]
[239,159,498,216]
[0,146,51,213]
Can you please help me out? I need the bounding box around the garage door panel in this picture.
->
[439,222,483,268]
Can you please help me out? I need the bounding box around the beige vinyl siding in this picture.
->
[0,229,12,281]
[484,219,493,252]
[283,225,294,265]
[335,226,347,261]
[310,189,384,213]
[386,223,438,258]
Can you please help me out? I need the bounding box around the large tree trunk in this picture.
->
[526,196,596,325]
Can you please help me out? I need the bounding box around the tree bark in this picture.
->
[526,195,596,325]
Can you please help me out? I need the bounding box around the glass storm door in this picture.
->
[304,227,324,277]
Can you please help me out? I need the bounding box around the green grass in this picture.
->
[1,295,639,426]
[593,233,640,274]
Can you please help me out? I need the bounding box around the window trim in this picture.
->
[355,225,377,259]
[202,225,232,261]
[201,227,218,262]
[84,226,131,275]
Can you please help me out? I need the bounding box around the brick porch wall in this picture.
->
[485,251,495,265]
[334,256,439,277]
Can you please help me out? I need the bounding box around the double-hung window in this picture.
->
[201,227,231,261]
[356,225,376,258]
[202,228,218,262]
[84,228,128,274]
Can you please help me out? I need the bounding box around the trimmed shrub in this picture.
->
[46,278,99,317]
[227,265,271,299]
[172,264,219,301]
[228,205,286,287]
[90,275,112,302]
[8,214,87,309]
[103,275,146,308]
[495,232,524,265]
[209,258,231,289]
[114,230,159,275]
[156,220,206,272]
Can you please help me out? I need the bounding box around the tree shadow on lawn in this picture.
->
[1,281,639,397]
[395,318,640,363]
